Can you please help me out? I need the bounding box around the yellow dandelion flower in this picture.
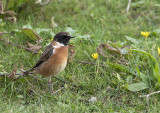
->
[91,53,99,59]
[158,47,160,56]
[141,31,151,38]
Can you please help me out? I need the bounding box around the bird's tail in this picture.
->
[23,68,34,75]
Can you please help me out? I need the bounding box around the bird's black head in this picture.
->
[53,32,74,46]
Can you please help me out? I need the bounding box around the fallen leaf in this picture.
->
[4,16,16,23]
[0,1,17,22]
[68,44,76,62]
[9,64,17,79]
[97,44,120,57]
[26,42,42,51]
[22,28,43,41]
[125,35,139,44]
[97,43,129,57]
[2,10,16,16]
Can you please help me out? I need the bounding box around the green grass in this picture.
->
[1,0,160,112]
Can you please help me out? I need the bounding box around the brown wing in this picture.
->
[33,44,54,68]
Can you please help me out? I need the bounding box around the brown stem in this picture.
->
[0,73,10,77]
[0,72,33,77]
[0,38,38,54]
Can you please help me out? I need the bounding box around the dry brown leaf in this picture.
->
[26,42,42,51]
[9,64,17,79]
[68,44,76,62]
[4,16,16,23]
[0,1,17,22]
[2,10,16,16]
[97,44,121,57]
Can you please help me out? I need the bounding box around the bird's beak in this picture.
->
[69,36,74,38]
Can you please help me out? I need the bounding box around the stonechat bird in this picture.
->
[24,32,74,93]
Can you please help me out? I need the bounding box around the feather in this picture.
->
[33,44,54,68]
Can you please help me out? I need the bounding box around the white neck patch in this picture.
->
[52,42,65,48]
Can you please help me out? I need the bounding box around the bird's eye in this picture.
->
[65,36,69,39]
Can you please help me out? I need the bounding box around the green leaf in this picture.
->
[22,28,42,41]
[153,62,160,83]
[127,82,149,92]
[136,67,151,86]
[21,24,42,41]
[109,63,136,76]
[140,72,150,86]
[129,49,156,62]
[125,35,139,44]
[131,1,145,7]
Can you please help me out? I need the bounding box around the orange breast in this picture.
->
[36,46,68,77]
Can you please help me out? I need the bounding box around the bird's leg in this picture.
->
[49,76,52,94]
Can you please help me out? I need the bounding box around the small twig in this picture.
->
[0,73,10,77]
[0,32,11,36]
[0,73,23,77]
[0,72,40,82]
[0,72,34,76]
[0,38,38,54]
[126,0,132,14]
[139,90,160,103]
